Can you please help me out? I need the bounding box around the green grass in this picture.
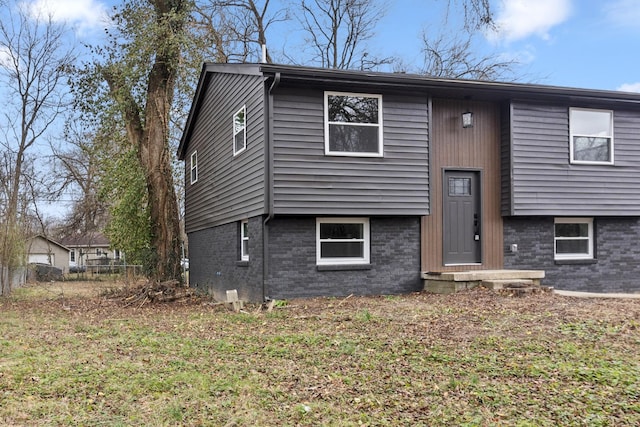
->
[1,283,639,425]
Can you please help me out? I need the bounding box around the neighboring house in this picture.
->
[27,235,70,273]
[178,63,640,302]
[60,232,121,271]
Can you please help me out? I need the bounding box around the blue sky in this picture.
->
[376,0,640,92]
[18,0,640,92]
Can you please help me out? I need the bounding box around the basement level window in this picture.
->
[240,219,249,261]
[316,218,370,265]
[554,218,593,260]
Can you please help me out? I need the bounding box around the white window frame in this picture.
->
[70,249,75,263]
[316,217,370,265]
[233,105,247,156]
[324,91,383,157]
[240,219,249,261]
[190,151,198,184]
[569,108,614,165]
[554,217,594,260]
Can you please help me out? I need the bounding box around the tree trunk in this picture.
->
[104,0,186,282]
[141,62,182,281]
[137,0,185,282]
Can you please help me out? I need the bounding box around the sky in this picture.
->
[21,0,640,93]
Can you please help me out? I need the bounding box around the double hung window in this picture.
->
[570,108,613,164]
[240,220,249,261]
[233,106,247,155]
[554,218,593,260]
[324,92,383,156]
[316,218,370,265]
[190,151,198,184]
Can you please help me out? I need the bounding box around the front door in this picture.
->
[443,170,481,265]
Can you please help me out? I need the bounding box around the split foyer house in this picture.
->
[178,63,640,302]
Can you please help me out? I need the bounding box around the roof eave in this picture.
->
[258,63,640,105]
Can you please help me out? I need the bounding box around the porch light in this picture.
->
[462,111,473,128]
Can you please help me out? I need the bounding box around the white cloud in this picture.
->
[604,0,640,30]
[24,0,109,33]
[617,82,640,93]
[489,0,572,43]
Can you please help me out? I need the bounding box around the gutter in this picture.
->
[262,71,280,302]
[258,63,640,107]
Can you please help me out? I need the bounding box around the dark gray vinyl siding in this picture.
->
[184,72,265,232]
[272,88,429,216]
[509,101,640,215]
[500,103,512,215]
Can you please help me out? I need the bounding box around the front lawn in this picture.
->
[1,282,639,425]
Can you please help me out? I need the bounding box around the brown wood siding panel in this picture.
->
[511,103,640,215]
[421,99,503,272]
[272,88,429,216]
[184,73,266,232]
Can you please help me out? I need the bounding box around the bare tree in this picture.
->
[51,121,110,238]
[0,1,75,295]
[295,0,392,70]
[419,29,516,80]
[446,0,494,30]
[194,0,288,63]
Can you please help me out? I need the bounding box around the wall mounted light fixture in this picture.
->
[462,111,474,128]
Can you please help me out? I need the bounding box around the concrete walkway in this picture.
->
[554,290,640,299]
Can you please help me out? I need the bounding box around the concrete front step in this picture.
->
[422,269,544,282]
[495,286,554,297]
[481,279,535,290]
[423,269,545,294]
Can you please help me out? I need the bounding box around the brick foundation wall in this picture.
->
[265,216,422,299]
[187,216,264,302]
[503,216,640,293]
[188,215,422,302]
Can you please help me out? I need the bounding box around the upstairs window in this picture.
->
[316,218,370,265]
[325,92,383,157]
[190,151,198,184]
[240,220,249,261]
[570,108,613,164]
[554,218,594,260]
[233,106,247,156]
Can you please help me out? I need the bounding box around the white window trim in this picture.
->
[316,217,370,265]
[569,107,614,165]
[554,217,594,260]
[233,105,247,156]
[190,150,198,184]
[240,219,249,261]
[324,91,383,157]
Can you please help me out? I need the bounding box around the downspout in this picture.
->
[262,72,280,301]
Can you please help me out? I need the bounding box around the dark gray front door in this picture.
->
[443,170,481,265]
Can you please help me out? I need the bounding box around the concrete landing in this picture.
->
[554,290,640,299]
[422,269,545,294]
